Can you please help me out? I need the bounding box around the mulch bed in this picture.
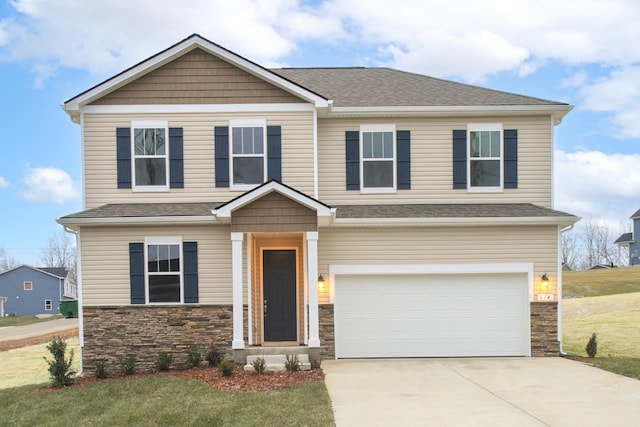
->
[42,366,325,393]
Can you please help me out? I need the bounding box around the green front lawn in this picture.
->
[0,376,334,426]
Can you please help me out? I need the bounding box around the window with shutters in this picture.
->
[360,124,396,192]
[468,123,503,191]
[131,120,169,191]
[145,236,183,303]
[230,119,267,189]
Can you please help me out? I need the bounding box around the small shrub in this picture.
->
[586,333,598,358]
[218,359,234,377]
[119,354,137,375]
[94,359,107,379]
[251,357,266,374]
[43,337,76,387]
[206,345,223,367]
[285,354,300,372]
[155,351,173,372]
[187,344,202,368]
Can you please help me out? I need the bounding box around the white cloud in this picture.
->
[554,149,640,224]
[0,176,9,188]
[20,167,80,204]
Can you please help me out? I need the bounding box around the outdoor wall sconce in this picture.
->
[541,273,549,289]
[317,274,326,291]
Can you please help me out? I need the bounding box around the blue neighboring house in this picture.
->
[0,265,77,316]
[615,208,640,266]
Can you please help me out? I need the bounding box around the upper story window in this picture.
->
[230,119,266,189]
[468,123,503,191]
[145,236,183,304]
[132,121,169,191]
[24,281,33,291]
[360,124,396,192]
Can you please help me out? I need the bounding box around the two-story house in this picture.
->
[0,265,76,316]
[615,208,640,266]
[58,34,578,373]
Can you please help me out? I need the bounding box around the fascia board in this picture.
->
[329,216,580,227]
[56,216,219,228]
[64,36,328,114]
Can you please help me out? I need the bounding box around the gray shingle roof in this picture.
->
[61,203,221,219]
[631,208,640,219]
[334,203,576,219]
[271,68,567,108]
[614,232,634,244]
[38,267,68,278]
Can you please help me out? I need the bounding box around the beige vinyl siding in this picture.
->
[80,225,232,306]
[83,111,314,208]
[317,225,558,304]
[317,116,553,207]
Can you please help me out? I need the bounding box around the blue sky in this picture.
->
[1,0,640,264]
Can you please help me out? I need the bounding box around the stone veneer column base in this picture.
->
[318,304,335,359]
[83,305,240,374]
[530,301,559,356]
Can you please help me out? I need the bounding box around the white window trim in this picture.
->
[467,123,503,193]
[23,281,32,291]
[144,236,184,304]
[44,299,52,311]
[229,119,267,191]
[359,124,397,194]
[131,120,170,192]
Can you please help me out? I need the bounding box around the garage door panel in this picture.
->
[335,273,529,358]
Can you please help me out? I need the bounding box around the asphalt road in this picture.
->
[0,318,78,342]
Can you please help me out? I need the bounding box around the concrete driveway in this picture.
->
[323,358,640,426]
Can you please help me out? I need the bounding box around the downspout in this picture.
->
[558,223,574,356]
[63,224,83,375]
[312,108,318,199]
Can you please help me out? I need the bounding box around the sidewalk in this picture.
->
[0,318,78,342]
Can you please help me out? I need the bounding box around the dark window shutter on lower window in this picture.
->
[129,243,145,304]
[396,130,411,189]
[215,126,229,187]
[117,128,132,189]
[345,131,360,190]
[183,242,198,303]
[169,127,184,188]
[452,130,467,189]
[503,129,518,189]
[267,125,282,182]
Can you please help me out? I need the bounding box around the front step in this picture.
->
[244,354,311,372]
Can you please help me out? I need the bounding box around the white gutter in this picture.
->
[331,216,579,228]
[57,215,219,229]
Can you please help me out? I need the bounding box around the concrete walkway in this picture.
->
[0,317,78,342]
[323,358,640,427]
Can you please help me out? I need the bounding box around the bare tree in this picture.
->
[40,231,77,281]
[581,218,620,268]
[0,246,17,272]
[561,230,580,270]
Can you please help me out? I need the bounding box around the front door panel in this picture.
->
[263,250,297,341]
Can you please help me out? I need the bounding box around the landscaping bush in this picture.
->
[43,337,76,387]
[218,359,234,377]
[284,354,300,372]
[251,357,266,374]
[154,352,173,372]
[206,345,223,367]
[119,354,137,375]
[94,359,107,379]
[187,344,202,368]
[586,333,598,358]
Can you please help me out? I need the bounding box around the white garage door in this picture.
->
[334,273,529,358]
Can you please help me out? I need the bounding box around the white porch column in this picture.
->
[307,231,320,347]
[231,232,245,349]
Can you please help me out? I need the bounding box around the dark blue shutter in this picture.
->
[452,130,467,189]
[117,128,132,189]
[169,128,184,188]
[183,242,198,303]
[345,131,360,190]
[396,130,411,189]
[267,125,282,182]
[129,243,145,304]
[215,126,229,187]
[503,129,518,189]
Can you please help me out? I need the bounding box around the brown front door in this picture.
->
[263,250,297,341]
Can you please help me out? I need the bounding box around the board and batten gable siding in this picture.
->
[82,111,314,208]
[232,192,317,232]
[317,116,553,207]
[316,225,559,305]
[79,225,234,306]
[90,48,303,106]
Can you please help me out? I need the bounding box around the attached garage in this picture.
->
[333,270,531,358]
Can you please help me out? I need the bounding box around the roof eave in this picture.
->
[62,34,329,122]
[329,215,580,228]
[57,215,219,230]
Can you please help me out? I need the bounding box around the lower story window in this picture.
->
[146,237,182,303]
[45,300,52,311]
